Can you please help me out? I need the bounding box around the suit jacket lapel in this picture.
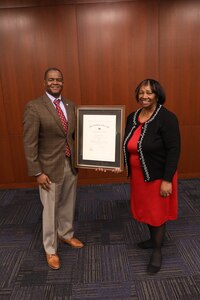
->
[62,98,73,132]
[42,94,66,135]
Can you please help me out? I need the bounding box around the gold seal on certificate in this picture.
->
[75,105,125,170]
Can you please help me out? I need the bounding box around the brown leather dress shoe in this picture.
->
[46,253,60,270]
[59,237,84,248]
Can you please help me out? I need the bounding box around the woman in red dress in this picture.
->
[123,79,181,274]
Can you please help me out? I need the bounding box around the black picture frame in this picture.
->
[75,105,125,170]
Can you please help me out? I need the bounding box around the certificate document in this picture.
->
[83,115,116,162]
[75,105,125,170]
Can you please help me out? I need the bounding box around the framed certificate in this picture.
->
[75,105,125,170]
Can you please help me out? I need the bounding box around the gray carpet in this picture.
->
[0,179,200,299]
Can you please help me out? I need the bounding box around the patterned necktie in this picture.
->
[54,99,71,157]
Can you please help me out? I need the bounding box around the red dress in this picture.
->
[127,122,178,226]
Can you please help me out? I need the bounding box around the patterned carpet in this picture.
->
[0,179,200,299]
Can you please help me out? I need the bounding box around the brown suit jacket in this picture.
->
[23,94,77,182]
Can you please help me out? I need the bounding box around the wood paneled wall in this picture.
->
[0,0,199,188]
[159,0,200,178]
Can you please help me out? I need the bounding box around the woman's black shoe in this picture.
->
[147,263,161,274]
[147,249,162,274]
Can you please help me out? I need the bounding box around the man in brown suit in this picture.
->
[23,67,84,270]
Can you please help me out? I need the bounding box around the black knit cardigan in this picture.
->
[123,104,181,182]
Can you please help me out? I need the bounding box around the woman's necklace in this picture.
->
[139,106,156,122]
